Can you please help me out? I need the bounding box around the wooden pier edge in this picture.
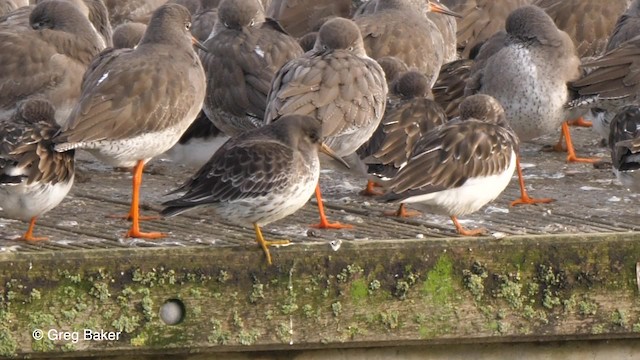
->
[1,232,640,358]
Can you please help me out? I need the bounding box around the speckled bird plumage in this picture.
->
[467,5,581,142]
[160,114,326,226]
[201,0,303,136]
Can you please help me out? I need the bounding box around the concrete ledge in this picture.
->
[2,232,639,358]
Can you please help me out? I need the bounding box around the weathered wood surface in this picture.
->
[1,128,640,358]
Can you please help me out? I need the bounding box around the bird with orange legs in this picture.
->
[357,70,447,217]
[466,6,585,206]
[380,94,519,236]
[54,4,206,239]
[264,17,388,229]
[0,99,74,242]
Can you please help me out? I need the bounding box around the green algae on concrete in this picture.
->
[1,233,640,357]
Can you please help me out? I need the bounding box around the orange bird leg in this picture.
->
[125,160,166,239]
[510,154,555,206]
[311,184,353,229]
[20,217,48,242]
[567,116,592,128]
[562,121,601,164]
[552,127,566,152]
[384,203,421,218]
[450,216,487,236]
[361,179,384,196]
[107,165,160,221]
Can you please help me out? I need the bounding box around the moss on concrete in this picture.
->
[1,234,639,357]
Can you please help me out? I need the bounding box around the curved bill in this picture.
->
[192,36,208,52]
[320,143,350,169]
[429,2,462,18]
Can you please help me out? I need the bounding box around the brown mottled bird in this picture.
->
[0,0,104,126]
[53,4,206,239]
[161,115,348,265]
[381,94,518,236]
[266,0,351,38]
[569,34,640,141]
[455,0,533,58]
[0,0,113,49]
[0,0,27,17]
[112,22,147,48]
[584,0,640,144]
[354,0,461,86]
[191,0,220,41]
[432,58,473,118]
[534,0,630,60]
[358,70,447,217]
[201,0,303,136]
[0,99,74,242]
[265,17,388,229]
[376,56,409,85]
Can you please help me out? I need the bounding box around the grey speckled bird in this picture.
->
[467,5,582,204]
[354,0,461,87]
[467,5,580,142]
[53,4,206,239]
[0,0,104,126]
[0,99,75,242]
[201,0,303,137]
[161,114,348,265]
[609,105,640,192]
[380,94,519,236]
[265,17,387,229]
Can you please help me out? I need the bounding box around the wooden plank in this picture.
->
[1,232,640,358]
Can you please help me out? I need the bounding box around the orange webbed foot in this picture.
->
[361,180,384,196]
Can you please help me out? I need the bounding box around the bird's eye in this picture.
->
[224,22,230,28]
[185,22,191,30]
[32,20,46,29]
[322,45,328,51]
[348,46,354,51]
